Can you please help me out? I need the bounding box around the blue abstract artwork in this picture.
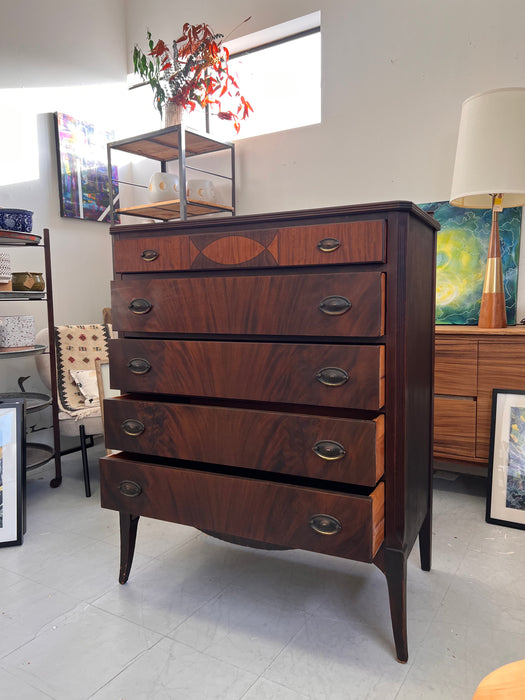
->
[419,201,521,325]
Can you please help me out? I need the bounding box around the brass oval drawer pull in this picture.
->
[309,514,342,535]
[141,249,159,262]
[319,296,351,316]
[316,367,349,387]
[119,480,142,498]
[127,357,151,375]
[129,298,152,314]
[121,419,145,437]
[312,440,346,461]
[317,238,340,253]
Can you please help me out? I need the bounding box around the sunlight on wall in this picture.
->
[0,82,136,193]
[0,104,39,186]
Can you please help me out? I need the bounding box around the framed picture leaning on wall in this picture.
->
[53,112,119,224]
[487,389,525,530]
[0,400,25,547]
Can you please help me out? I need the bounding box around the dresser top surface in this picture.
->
[110,200,439,237]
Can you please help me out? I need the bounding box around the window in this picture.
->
[187,13,321,140]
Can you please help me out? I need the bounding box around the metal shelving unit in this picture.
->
[0,228,60,477]
[107,124,235,224]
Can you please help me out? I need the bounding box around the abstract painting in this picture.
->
[487,390,525,530]
[54,112,119,223]
[506,405,525,511]
[419,201,521,325]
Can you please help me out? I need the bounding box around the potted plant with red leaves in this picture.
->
[131,21,253,133]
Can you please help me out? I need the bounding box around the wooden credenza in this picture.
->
[99,201,438,662]
[434,325,525,466]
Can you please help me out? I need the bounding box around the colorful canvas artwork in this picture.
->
[419,201,521,325]
[506,406,525,511]
[54,113,119,223]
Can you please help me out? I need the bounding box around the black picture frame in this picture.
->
[487,388,525,530]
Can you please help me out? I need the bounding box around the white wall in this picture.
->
[0,0,128,391]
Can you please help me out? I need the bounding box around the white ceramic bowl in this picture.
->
[187,179,216,203]
[148,172,179,203]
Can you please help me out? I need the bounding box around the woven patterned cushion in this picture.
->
[54,324,111,412]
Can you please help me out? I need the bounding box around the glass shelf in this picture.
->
[0,230,41,245]
[0,392,52,413]
[0,344,46,358]
[26,442,55,470]
[0,291,46,300]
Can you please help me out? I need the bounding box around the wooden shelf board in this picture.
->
[117,199,234,221]
[110,127,232,162]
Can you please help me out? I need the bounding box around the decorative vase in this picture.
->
[148,172,180,203]
[163,101,184,127]
[11,272,45,292]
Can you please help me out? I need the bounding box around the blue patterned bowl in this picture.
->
[0,208,33,233]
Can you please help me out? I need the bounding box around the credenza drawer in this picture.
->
[112,219,386,273]
[104,397,385,487]
[100,454,385,561]
[434,340,478,396]
[433,396,476,458]
[109,339,385,410]
[111,271,385,338]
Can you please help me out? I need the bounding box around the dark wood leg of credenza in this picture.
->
[418,503,432,572]
[119,512,140,584]
[383,547,408,663]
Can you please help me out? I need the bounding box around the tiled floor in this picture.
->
[2,447,525,699]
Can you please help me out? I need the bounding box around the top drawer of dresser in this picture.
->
[113,219,386,273]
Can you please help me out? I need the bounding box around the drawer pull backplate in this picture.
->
[121,419,145,437]
[309,514,342,535]
[141,249,159,261]
[312,440,346,461]
[119,480,142,498]
[129,298,152,315]
[319,295,351,316]
[127,357,151,375]
[317,238,340,253]
[316,367,349,387]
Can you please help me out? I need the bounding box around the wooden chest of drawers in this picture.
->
[100,201,438,662]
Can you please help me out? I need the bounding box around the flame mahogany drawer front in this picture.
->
[108,338,385,410]
[112,219,386,273]
[103,397,385,487]
[111,270,385,338]
[99,454,385,562]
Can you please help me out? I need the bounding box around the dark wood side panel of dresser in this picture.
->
[383,212,436,550]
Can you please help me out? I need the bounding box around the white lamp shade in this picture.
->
[450,87,525,208]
